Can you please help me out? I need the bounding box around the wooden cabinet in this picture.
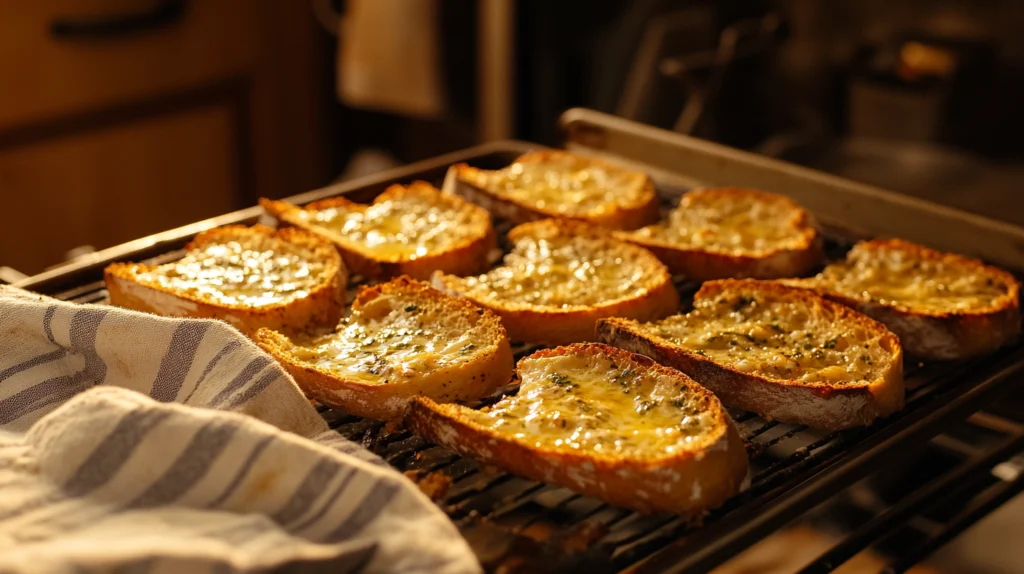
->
[0,1,335,275]
[0,104,239,272]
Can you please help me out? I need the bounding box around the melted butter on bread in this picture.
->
[464,153,650,216]
[298,188,482,260]
[454,221,663,308]
[630,187,814,255]
[816,239,1015,313]
[460,349,718,455]
[289,291,481,385]
[136,234,327,307]
[643,283,896,385]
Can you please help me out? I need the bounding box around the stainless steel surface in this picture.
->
[758,135,987,197]
[760,132,1024,230]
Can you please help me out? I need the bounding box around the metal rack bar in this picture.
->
[798,428,1024,573]
[634,354,1024,573]
[882,468,1024,573]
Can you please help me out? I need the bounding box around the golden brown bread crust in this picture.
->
[598,280,905,430]
[404,343,749,515]
[443,150,661,230]
[104,225,346,337]
[432,219,680,345]
[447,291,679,346]
[254,277,515,421]
[260,181,497,280]
[627,238,823,282]
[617,187,823,281]
[791,239,1021,360]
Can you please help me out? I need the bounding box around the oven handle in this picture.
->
[51,0,187,40]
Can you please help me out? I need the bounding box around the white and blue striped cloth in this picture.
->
[0,286,480,574]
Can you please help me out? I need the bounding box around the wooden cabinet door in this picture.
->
[0,103,239,274]
[0,1,334,276]
[0,0,254,130]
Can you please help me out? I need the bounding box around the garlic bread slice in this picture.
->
[789,239,1020,360]
[598,280,904,430]
[405,343,749,515]
[105,225,346,336]
[618,187,822,280]
[260,181,496,279]
[255,277,514,420]
[432,219,679,345]
[443,150,660,230]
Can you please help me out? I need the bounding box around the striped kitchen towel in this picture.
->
[0,285,480,574]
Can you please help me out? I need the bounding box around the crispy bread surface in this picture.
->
[261,181,496,279]
[406,343,749,515]
[255,277,514,420]
[599,280,904,430]
[787,239,1021,360]
[618,187,822,280]
[105,224,346,336]
[443,150,660,230]
[432,219,679,345]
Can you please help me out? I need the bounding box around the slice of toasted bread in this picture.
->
[785,239,1021,360]
[598,280,904,430]
[105,225,346,336]
[431,219,679,345]
[260,181,496,280]
[405,343,749,515]
[254,277,514,420]
[443,150,660,230]
[617,187,822,280]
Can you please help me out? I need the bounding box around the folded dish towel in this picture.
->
[0,286,479,574]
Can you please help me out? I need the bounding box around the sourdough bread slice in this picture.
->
[617,187,822,280]
[105,225,346,336]
[598,280,904,430]
[443,150,660,230]
[786,239,1021,360]
[432,218,679,345]
[260,181,496,279]
[255,277,514,420]
[405,343,749,515]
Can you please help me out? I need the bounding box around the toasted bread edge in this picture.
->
[104,225,346,337]
[823,291,1020,360]
[433,219,681,344]
[808,239,1022,360]
[598,318,904,430]
[443,152,661,230]
[404,343,749,514]
[253,278,515,420]
[618,237,823,281]
[597,280,906,430]
[260,187,497,279]
[617,187,823,280]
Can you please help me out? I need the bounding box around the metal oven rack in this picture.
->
[16,110,1024,573]
[798,411,1024,573]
